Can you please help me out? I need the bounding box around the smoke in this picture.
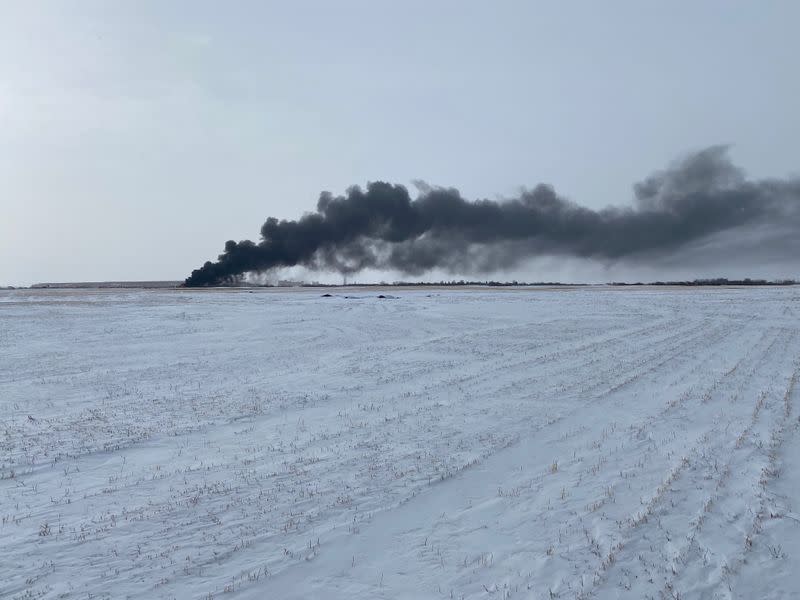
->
[184,146,800,286]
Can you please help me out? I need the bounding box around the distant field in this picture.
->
[1,287,799,599]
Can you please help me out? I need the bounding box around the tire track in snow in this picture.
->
[242,303,774,599]
[503,322,784,598]
[585,328,798,599]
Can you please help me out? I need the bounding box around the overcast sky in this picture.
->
[2,1,798,285]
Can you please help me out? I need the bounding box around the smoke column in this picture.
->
[184,146,800,286]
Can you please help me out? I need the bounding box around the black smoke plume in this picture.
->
[185,146,799,286]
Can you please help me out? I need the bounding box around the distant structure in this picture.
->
[30,281,182,289]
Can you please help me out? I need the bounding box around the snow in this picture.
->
[1,286,799,599]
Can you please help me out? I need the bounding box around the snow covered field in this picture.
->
[2,286,799,599]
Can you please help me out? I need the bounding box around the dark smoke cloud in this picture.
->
[184,146,800,286]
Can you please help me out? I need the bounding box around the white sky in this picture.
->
[2,1,798,285]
